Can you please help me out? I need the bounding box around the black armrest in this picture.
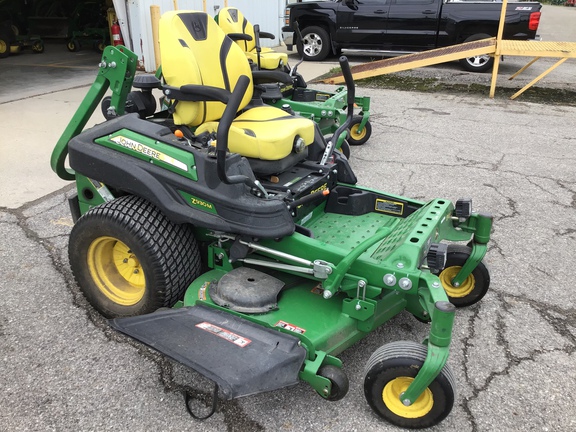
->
[258,31,275,40]
[227,33,253,42]
[162,84,231,103]
[252,70,292,85]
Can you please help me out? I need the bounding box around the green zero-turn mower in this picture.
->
[215,7,372,155]
[51,10,492,429]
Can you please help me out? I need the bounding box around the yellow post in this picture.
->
[173,0,178,10]
[150,5,161,70]
[489,0,508,98]
[496,0,507,43]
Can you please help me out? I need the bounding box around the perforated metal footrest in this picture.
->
[110,305,307,399]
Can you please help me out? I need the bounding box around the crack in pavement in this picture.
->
[3,191,264,432]
[460,289,576,430]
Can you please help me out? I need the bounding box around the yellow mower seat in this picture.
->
[160,10,313,161]
[217,7,288,70]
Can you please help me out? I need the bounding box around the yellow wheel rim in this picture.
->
[383,377,434,419]
[439,266,475,298]
[0,40,7,54]
[87,236,146,306]
[349,123,367,141]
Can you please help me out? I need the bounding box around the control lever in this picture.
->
[320,56,355,165]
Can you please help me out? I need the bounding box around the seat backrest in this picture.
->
[159,10,254,126]
[216,7,256,53]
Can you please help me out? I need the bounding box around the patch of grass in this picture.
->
[354,74,576,106]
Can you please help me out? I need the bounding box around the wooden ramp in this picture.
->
[316,0,576,100]
[316,38,498,83]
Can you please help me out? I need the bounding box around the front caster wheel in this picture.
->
[338,139,351,159]
[318,365,349,401]
[67,39,80,52]
[68,195,202,318]
[364,341,455,429]
[439,245,490,307]
[347,116,372,146]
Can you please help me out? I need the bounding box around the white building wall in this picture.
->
[125,0,284,72]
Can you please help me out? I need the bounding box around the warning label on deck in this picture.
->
[375,198,404,215]
[275,320,306,334]
[196,322,252,347]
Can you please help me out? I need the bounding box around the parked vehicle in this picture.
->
[282,0,542,72]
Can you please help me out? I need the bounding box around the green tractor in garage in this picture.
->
[51,10,492,429]
[0,20,44,58]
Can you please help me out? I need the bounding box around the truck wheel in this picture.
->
[298,26,330,61]
[439,245,490,307]
[364,341,455,429]
[459,34,494,72]
[69,195,202,318]
[348,116,372,146]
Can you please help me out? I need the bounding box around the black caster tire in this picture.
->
[318,364,349,401]
[338,139,351,159]
[347,116,372,146]
[68,195,202,318]
[32,40,44,53]
[100,96,114,120]
[67,39,81,52]
[439,245,490,307]
[93,40,106,53]
[364,341,455,429]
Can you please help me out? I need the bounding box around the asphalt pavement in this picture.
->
[1,5,576,432]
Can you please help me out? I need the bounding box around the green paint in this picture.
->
[51,46,138,180]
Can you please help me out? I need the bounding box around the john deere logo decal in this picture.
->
[110,135,188,171]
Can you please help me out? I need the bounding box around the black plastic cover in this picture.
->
[110,305,307,399]
[68,114,295,238]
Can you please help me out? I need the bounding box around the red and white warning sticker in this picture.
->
[196,322,252,347]
[275,320,306,334]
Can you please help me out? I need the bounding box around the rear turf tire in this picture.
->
[69,195,202,318]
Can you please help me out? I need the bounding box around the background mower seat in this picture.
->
[159,11,313,166]
[216,7,289,71]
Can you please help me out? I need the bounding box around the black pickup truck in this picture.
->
[282,0,542,72]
